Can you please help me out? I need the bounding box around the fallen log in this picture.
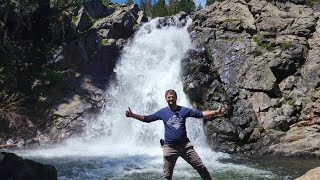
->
[0,144,17,148]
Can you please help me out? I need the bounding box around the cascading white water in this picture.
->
[83,17,207,149]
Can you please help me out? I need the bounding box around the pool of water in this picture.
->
[14,144,318,180]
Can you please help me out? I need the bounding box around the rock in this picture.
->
[269,44,307,82]
[53,94,89,117]
[42,3,148,142]
[295,167,320,180]
[74,7,93,32]
[268,125,320,157]
[267,116,289,131]
[256,3,293,32]
[82,0,106,19]
[184,0,320,156]
[136,11,148,24]
[279,75,296,91]
[281,104,296,117]
[242,59,279,96]
[0,152,57,180]
[248,92,273,112]
[247,128,261,143]
[286,16,316,37]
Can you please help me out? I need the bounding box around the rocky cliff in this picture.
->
[183,0,320,157]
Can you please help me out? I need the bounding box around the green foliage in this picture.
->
[206,0,215,6]
[101,39,107,46]
[71,16,79,24]
[252,49,262,57]
[252,35,261,45]
[146,0,153,16]
[252,35,273,51]
[0,90,24,129]
[206,0,224,6]
[140,0,148,13]
[176,0,195,15]
[279,41,293,50]
[101,0,111,5]
[225,18,240,22]
[196,3,203,11]
[152,0,168,17]
[40,68,63,86]
[287,99,295,106]
[306,0,320,6]
[283,95,296,106]
[168,0,178,15]
[125,0,134,5]
[261,42,273,51]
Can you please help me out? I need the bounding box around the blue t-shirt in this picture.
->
[144,106,203,146]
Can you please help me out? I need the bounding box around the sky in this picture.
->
[112,0,206,7]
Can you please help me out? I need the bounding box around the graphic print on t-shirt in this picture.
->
[167,114,183,129]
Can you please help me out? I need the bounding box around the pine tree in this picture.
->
[168,0,178,15]
[152,0,168,17]
[140,0,148,13]
[101,0,110,5]
[206,0,215,6]
[126,0,134,5]
[177,0,195,14]
[196,3,203,11]
[146,0,153,16]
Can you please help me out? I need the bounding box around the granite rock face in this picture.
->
[184,0,320,157]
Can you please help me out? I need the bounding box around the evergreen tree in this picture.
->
[126,0,134,5]
[206,0,216,6]
[101,0,110,5]
[168,0,178,15]
[196,3,203,11]
[152,0,168,17]
[147,0,153,16]
[177,0,195,14]
[140,0,148,13]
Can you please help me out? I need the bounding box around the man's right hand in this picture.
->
[126,107,133,117]
[216,104,225,115]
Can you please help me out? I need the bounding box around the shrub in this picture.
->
[279,42,293,50]
[40,68,63,86]
[0,90,25,129]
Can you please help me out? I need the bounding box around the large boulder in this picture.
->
[296,167,320,180]
[0,152,57,180]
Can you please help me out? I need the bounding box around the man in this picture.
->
[125,89,224,180]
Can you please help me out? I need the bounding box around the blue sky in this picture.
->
[112,0,206,7]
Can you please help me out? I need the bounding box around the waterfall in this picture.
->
[15,17,210,158]
[84,17,207,149]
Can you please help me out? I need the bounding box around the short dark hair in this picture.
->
[165,89,177,98]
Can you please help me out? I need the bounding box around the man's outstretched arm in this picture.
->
[125,107,145,121]
[202,104,225,118]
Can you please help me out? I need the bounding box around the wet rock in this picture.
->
[0,152,57,180]
[295,167,320,180]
